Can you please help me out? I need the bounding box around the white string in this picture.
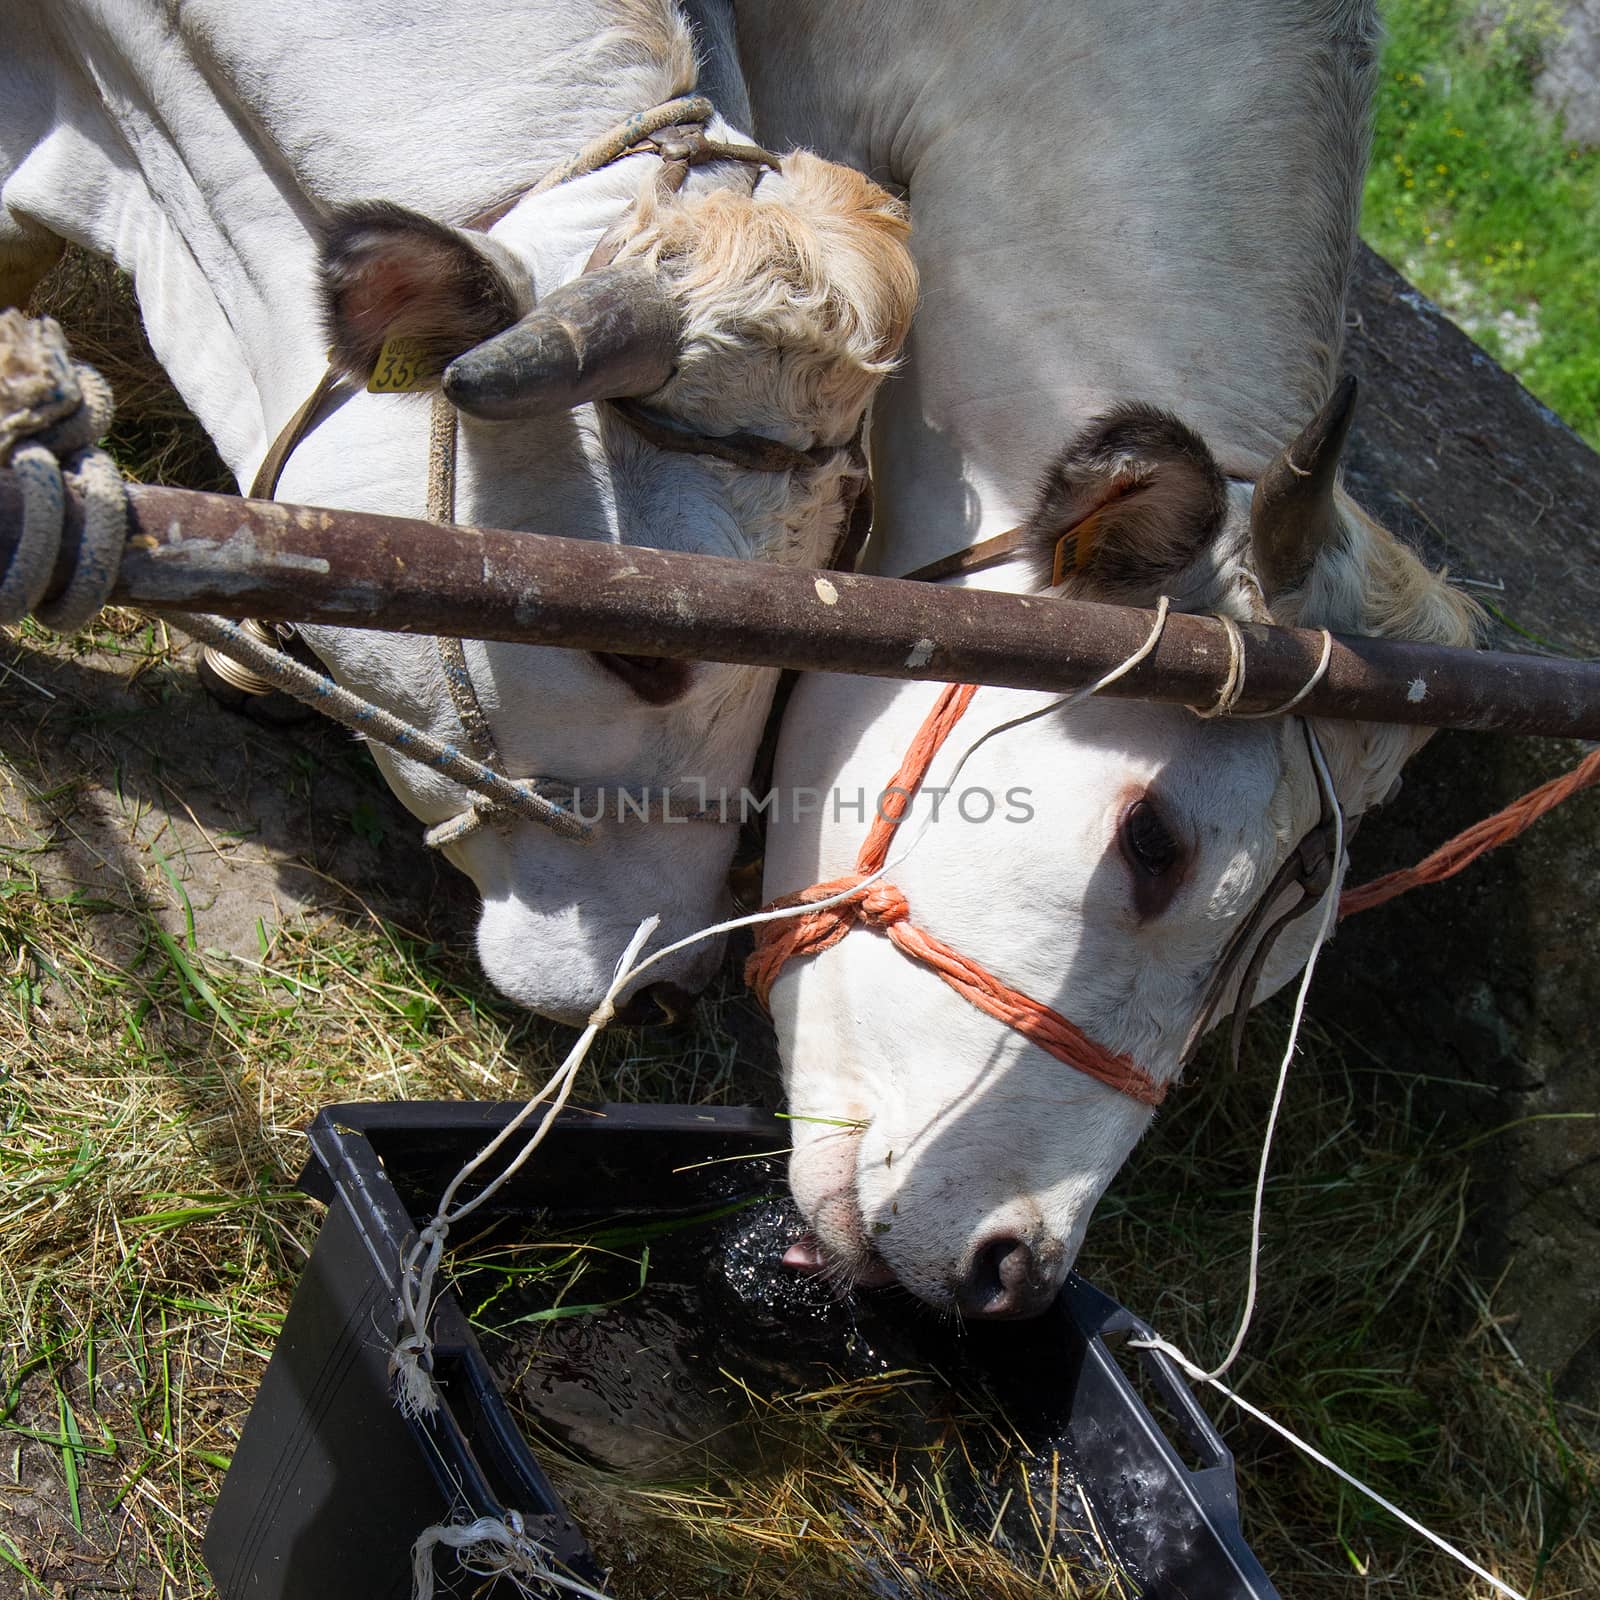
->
[1131,1363,1529,1600]
[412,1514,619,1600]
[1123,725,1528,1600]
[1190,611,1247,717]
[875,596,1173,871]
[392,917,660,1417]
[1229,627,1335,720]
[1180,721,1344,1382]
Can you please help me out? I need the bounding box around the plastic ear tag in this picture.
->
[367,336,435,394]
[1051,513,1104,586]
[1051,533,1075,587]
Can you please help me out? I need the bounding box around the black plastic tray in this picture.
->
[204,1103,1279,1599]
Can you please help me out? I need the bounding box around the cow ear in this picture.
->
[1025,406,1228,603]
[320,202,529,388]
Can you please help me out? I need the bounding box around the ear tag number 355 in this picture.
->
[368,335,435,394]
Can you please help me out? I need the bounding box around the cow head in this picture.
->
[764,381,1479,1316]
[290,145,914,1024]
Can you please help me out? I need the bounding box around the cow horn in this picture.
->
[441,264,683,421]
[1249,374,1358,599]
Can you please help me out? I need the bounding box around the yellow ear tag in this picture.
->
[367,335,436,394]
[1051,510,1105,587]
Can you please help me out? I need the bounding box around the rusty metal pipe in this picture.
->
[5,470,1599,740]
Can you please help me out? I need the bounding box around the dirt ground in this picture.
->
[0,616,470,1598]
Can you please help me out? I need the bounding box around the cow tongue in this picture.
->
[782,1231,897,1288]
[782,1233,827,1272]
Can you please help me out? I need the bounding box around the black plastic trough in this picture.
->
[204,1102,1279,1599]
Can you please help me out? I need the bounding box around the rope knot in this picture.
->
[857,881,909,928]
[0,310,126,634]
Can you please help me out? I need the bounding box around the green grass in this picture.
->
[1364,0,1600,447]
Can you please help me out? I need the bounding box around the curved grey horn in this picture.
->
[1249,374,1359,599]
[442,264,683,421]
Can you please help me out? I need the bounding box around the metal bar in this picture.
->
[7,470,1600,740]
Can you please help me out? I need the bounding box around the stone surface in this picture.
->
[1322,245,1600,1399]
[1538,0,1600,148]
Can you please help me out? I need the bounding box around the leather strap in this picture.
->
[898,524,1026,585]
[1176,723,1341,1069]
[247,367,346,502]
[607,396,865,476]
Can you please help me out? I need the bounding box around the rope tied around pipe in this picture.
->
[0,312,592,842]
[0,311,126,634]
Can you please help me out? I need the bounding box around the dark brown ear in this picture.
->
[1026,406,1227,603]
[320,202,525,386]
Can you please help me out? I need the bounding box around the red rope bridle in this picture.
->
[745,682,1169,1109]
[1338,745,1600,917]
[747,647,1600,1114]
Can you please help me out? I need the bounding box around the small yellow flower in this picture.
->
[1436,163,1449,175]
[1445,237,1456,248]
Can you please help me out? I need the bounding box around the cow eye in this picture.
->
[1120,798,1180,878]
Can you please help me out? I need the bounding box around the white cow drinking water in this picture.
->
[723,0,1481,1316]
[1,0,916,1024]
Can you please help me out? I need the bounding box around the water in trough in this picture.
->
[454,1162,1133,1599]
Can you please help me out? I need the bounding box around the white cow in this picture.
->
[723,0,1481,1315]
[1,0,915,1024]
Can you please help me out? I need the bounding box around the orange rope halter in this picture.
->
[1340,743,1600,918]
[748,652,1599,1109]
[745,682,1169,1109]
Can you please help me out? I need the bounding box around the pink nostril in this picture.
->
[956,1235,1056,1320]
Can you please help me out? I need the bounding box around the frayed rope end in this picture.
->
[389,1336,440,1419]
[412,1512,617,1600]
